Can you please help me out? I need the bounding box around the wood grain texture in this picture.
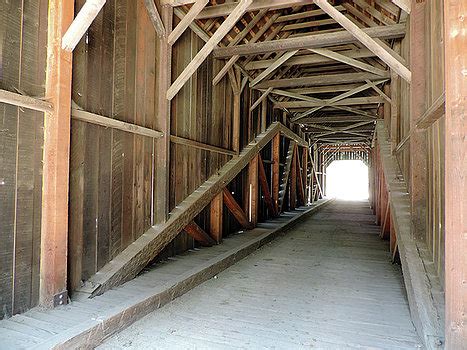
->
[78,123,306,296]
[444,0,467,346]
[100,201,421,350]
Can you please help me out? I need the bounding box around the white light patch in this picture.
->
[326,160,369,201]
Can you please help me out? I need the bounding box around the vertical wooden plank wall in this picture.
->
[444,0,466,346]
[69,0,157,291]
[378,2,446,286]
[0,0,48,318]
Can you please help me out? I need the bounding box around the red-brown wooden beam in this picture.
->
[210,193,223,244]
[222,188,253,230]
[40,0,74,308]
[258,154,278,217]
[290,144,297,210]
[184,221,216,247]
[272,133,280,212]
[302,146,309,204]
[444,0,467,346]
[248,155,259,226]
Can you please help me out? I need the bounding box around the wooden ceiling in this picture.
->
[170,0,407,146]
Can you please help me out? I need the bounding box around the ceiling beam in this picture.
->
[163,0,311,17]
[292,79,387,121]
[308,48,387,76]
[213,23,406,58]
[298,116,376,124]
[391,0,411,14]
[313,0,411,83]
[245,48,377,70]
[267,88,378,118]
[250,50,299,88]
[275,96,385,109]
[168,0,208,45]
[212,12,280,86]
[275,6,345,22]
[255,71,389,89]
[167,0,252,100]
[62,0,106,51]
[197,0,310,19]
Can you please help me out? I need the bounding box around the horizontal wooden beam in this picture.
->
[297,116,376,124]
[292,79,387,121]
[245,48,376,71]
[276,6,344,22]
[277,96,384,109]
[196,0,310,19]
[213,24,406,58]
[0,89,53,113]
[170,135,236,156]
[308,48,387,76]
[71,107,163,138]
[255,72,389,89]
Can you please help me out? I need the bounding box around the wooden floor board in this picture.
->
[100,200,422,350]
[0,201,329,349]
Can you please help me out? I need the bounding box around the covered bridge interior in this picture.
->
[0,0,465,349]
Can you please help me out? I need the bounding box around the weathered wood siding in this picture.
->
[424,2,445,287]
[391,3,445,287]
[68,0,244,288]
[69,0,159,291]
[0,0,48,318]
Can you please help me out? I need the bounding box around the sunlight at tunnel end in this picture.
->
[326,160,369,201]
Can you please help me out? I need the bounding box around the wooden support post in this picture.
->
[232,92,241,154]
[184,221,216,247]
[409,0,427,240]
[248,155,259,226]
[290,145,297,210]
[390,67,400,152]
[444,0,467,346]
[302,146,309,204]
[222,188,252,230]
[261,98,267,133]
[296,149,306,206]
[258,154,277,217]
[40,0,74,308]
[155,6,173,224]
[210,193,223,244]
[272,133,280,212]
